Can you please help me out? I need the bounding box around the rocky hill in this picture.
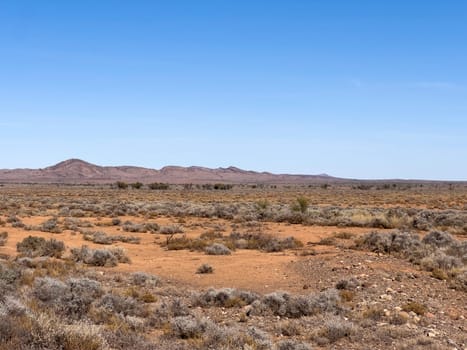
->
[0,159,336,184]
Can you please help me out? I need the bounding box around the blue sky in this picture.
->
[1,1,466,180]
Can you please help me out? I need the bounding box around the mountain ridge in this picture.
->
[0,159,335,184]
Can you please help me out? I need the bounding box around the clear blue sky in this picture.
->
[1,1,466,180]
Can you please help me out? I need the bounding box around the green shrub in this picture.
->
[115,181,128,189]
[291,197,309,214]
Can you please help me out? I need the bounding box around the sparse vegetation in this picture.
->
[148,182,170,190]
[131,182,143,189]
[291,196,310,214]
[115,181,128,189]
[16,236,65,258]
[205,243,231,255]
[83,231,141,244]
[401,301,427,316]
[39,218,62,233]
[70,245,130,266]
[0,183,465,349]
[159,224,184,245]
[196,263,214,274]
[354,230,466,287]
[130,271,161,287]
[0,231,8,246]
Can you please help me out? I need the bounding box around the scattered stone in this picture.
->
[379,294,393,301]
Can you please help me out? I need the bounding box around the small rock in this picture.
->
[244,306,252,317]
[380,294,393,301]
[399,311,409,318]
[446,339,457,347]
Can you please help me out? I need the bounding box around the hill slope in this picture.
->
[0,159,335,184]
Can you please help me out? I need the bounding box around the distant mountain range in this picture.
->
[0,159,337,184]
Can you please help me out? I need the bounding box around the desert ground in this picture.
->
[0,182,466,349]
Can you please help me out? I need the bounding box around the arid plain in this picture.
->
[0,181,466,349]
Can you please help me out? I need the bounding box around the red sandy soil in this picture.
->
[2,216,381,294]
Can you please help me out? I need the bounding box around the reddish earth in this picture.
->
[2,216,380,293]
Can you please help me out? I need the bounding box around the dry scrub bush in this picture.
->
[291,196,310,214]
[276,339,313,350]
[355,230,466,287]
[40,218,62,233]
[17,236,65,258]
[159,224,184,235]
[7,215,25,228]
[71,246,130,267]
[0,231,7,246]
[83,231,140,245]
[451,270,467,291]
[169,316,276,350]
[97,293,148,318]
[396,337,452,350]
[195,288,259,308]
[335,277,360,290]
[318,316,355,343]
[229,232,303,252]
[0,313,108,350]
[170,315,208,339]
[122,222,147,233]
[251,288,342,318]
[0,296,28,317]
[162,231,302,254]
[355,231,422,256]
[63,217,94,231]
[34,276,103,319]
[277,320,302,336]
[130,272,161,287]
[420,252,462,271]
[205,243,231,255]
[422,230,456,247]
[150,298,191,328]
[196,263,214,274]
[0,263,22,297]
[401,302,426,316]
